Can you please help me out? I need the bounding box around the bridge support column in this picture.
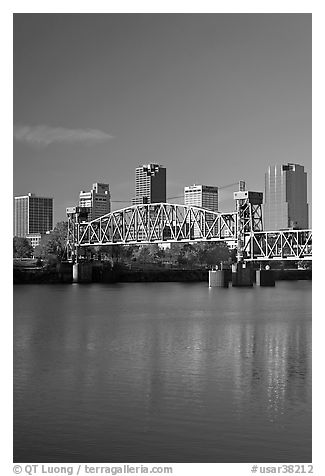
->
[232,263,253,287]
[209,270,229,288]
[73,263,92,283]
[256,269,275,286]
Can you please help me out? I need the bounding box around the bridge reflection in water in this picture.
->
[14,282,312,462]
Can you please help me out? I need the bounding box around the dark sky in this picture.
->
[13,13,311,224]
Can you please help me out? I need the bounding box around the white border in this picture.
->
[4,2,321,475]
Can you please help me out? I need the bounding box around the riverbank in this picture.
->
[13,263,312,284]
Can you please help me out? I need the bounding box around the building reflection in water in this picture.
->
[14,282,311,462]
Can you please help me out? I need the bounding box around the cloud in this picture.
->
[13,124,114,147]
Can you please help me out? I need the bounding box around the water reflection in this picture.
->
[14,282,311,462]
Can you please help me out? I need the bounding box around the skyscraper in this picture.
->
[264,163,308,230]
[14,193,53,246]
[184,184,219,238]
[132,164,166,205]
[184,184,219,211]
[79,183,111,220]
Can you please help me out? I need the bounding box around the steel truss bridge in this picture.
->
[66,198,312,262]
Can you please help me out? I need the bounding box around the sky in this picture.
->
[13,13,312,225]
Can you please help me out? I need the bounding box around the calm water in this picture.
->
[14,281,312,463]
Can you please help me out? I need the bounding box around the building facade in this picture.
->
[26,233,43,248]
[184,184,219,238]
[14,194,53,242]
[184,184,219,211]
[132,164,166,205]
[79,183,111,221]
[264,163,308,230]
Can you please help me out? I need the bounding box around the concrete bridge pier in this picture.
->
[208,270,229,288]
[232,263,253,287]
[73,262,92,283]
[256,269,275,286]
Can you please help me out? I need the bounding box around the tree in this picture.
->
[230,247,237,263]
[13,237,34,258]
[34,221,68,262]
[132,244,164,265]
[175,244,198,268]
[193,242,230,267]
[164,243,185,266]
[163,242,231,268]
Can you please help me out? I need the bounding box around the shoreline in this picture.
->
[13,265,312,284]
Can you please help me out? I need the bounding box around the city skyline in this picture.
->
[15,159,310,229]
[13,14,311,225]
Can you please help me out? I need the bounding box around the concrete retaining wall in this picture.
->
[73,263,92,283]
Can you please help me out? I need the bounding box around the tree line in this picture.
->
[13,221,68,262]
[13,220,235,268]
[100,242,233,269]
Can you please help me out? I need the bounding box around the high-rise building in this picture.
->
[264,163,308,230]
[79,183,111,220]
[184,184,219,211]
[132,164,166,205]
[14,193,53,245]
[184,184,219,238]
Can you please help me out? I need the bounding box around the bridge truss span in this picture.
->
[243,229,312,261]
[65,201,312,262]
[70,202,238,249]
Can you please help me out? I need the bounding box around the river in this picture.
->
[13,281,312,463]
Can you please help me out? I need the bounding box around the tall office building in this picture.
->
[79,183,111,220]
[264,163,308,230]
[132,164,166,205]
[184,184,219,211]
[184,184,219,238]
[14,193,53,246]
